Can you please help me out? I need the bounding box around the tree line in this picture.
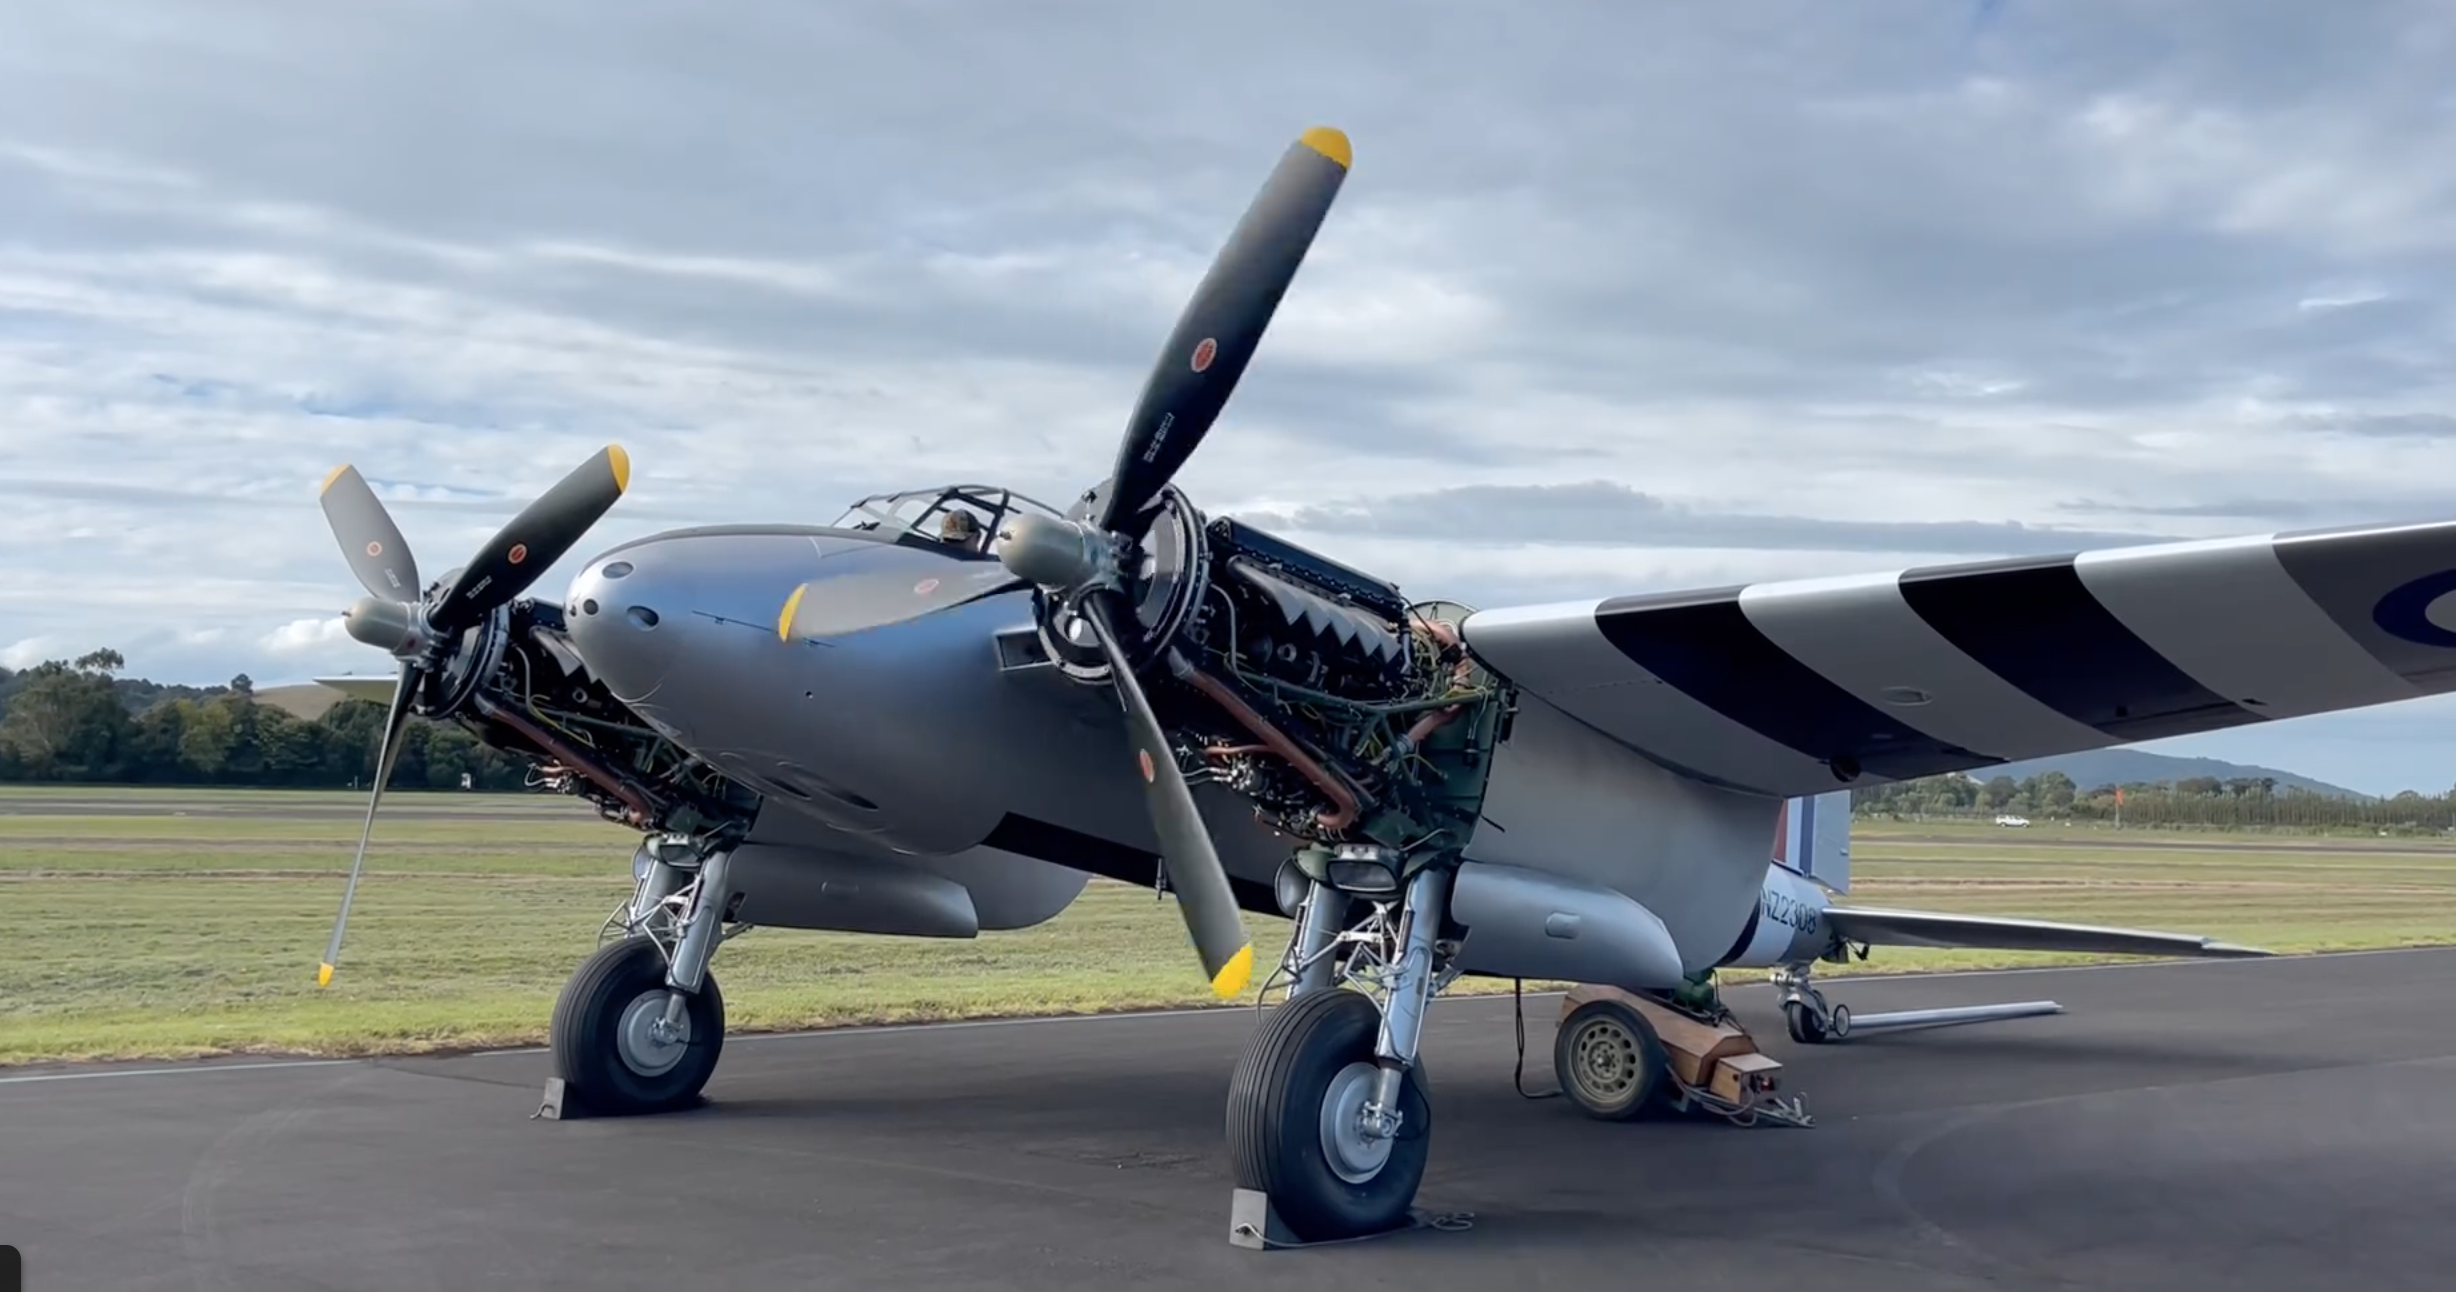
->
[1851,769,2455,834]
[0,649,534,791]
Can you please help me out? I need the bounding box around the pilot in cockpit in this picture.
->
[936,508,986,551]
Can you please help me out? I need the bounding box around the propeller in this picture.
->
[780,126,1353,997]
[310,445,633,986]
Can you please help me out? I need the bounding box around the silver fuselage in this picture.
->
[558,522,1786,976]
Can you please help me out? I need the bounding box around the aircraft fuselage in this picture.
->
[555,515,1791,975]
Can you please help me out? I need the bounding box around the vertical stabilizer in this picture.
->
[1772,790,1852,895]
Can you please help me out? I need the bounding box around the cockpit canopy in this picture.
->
[828,483,1068,553]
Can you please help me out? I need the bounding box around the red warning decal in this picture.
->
[1190,337,1217,373]
[508,543,529,565]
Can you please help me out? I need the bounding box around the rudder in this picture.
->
[1772,790,1851,895]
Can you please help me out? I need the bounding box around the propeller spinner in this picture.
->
[779,126,1354,998]
[311,446,632,986]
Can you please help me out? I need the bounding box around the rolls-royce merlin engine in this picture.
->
[1034,486,1510,863]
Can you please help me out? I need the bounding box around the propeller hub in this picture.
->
[343,596,427,656]
[993,512,1117,591]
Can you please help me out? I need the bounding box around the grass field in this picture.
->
[5,784,2454,1066]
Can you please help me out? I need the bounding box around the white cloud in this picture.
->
[2,638,57,670]
[3,0,2455,791]
[259,616,350,655]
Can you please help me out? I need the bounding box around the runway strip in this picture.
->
[5,947,2455,1291]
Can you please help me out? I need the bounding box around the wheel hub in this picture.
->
[1318,1061,1394,1184]
[1569,1018,1640,1100]
[616,988,690,1077]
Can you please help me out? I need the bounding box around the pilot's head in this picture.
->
[938,510,982,546]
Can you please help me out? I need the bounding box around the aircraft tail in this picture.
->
[1772,789,1851,895]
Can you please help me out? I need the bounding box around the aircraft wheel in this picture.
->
[1553,997,1671,1121]
[549,935,725,1114]
[1226,987,1431,1244]
[1785,999,1834,1045]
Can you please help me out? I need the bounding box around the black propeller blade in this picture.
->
[1095,127,1350,540]
[767,127,1352,997]
[1076,590,1253,996]
[430,445,632,635]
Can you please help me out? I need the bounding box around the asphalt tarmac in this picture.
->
[6,948,2455,1291]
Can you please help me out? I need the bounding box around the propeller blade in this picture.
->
[318,660,419,987]
[1076,591,1253,998]
[777,564,1026,642]
[430,444,632,634]
[1095,126,1352,537]
[318,465,422,601]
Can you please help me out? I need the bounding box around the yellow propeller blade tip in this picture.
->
[319,464,350,494]
[316,962,334,987]
[777,583,808,641]
[1209,943,1255,1000]
[1298,126,1352,169]
[606,444,632,493]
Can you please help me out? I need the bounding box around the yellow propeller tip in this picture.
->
[606,444,632,493]
[319,464,350,495]
[1209,943,1255,1000]
[316,963,334,987]
[777,583,808,641]
[1298,126,1352,169]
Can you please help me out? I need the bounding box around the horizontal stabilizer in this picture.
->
[313,675,402,704]
[1823,905,2273,960]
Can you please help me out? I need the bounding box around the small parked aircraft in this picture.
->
[307,125,2453,1243]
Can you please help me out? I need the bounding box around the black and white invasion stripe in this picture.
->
[1458,520,2456,799]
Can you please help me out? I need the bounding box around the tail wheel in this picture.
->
[1553,997,1671,1121]
[1226,987,1432,1244]
[549,935,725,1114]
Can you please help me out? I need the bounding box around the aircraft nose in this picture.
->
[563,549,690,704]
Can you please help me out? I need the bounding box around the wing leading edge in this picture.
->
[1461,519,2456,798]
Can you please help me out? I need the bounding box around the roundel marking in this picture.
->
[2371,568,2456,649]
[508,543,529,566]
[1137,749,1155,783]
[1190,337,1217,373]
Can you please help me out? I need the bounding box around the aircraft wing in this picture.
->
[1821,905,2270,959]
[1458,520,2456,798]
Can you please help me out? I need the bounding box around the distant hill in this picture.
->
[255,682,350,722]
[1980,749,2371,801]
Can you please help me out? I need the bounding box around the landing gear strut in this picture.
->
[1228,862,1454,1245]
[1775,962,1852,1045]
[550,837,745,1115]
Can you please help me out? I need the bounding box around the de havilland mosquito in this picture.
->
[306,125,2456,1242]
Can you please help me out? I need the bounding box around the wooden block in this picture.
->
[1710,1051,1783,1104]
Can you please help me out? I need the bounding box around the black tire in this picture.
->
[1784,1000,1828,1045]
[1226,987,1432,1244]
[1552,997,1671,1121]
[549,936,725,1115]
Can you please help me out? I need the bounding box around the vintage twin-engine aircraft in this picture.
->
[308,124,2456,1243]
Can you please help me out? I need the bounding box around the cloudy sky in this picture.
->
[5,0,2455,794]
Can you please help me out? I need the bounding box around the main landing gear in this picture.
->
[548,836,747,1116]
[1227,859,1457,1246]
